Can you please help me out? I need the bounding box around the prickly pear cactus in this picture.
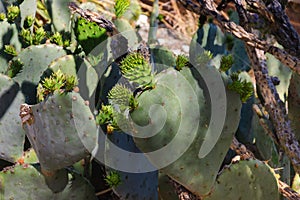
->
[46,0,72,32]
[47,55,78,77]
[205,160,279,200]
[0,164,97,199]
[12,44,66,104]
[105,132,159,200]
[0,21,21,73]
[158,172,179,200]
[74,17,107,55]
[14,44,66,85]
[130,66,242,196]
[0,74,25,163]
[22,92,97,171]
[19,0,36,28]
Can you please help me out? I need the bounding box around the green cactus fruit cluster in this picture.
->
[22,91,98,171]
[219,54,234,72]
[105,170,122,187]
[0,164,97,199]
[120,52,155,89]
[114,0,130,18]
[108,84,138,111]
[4,44,17,56]
[175,54,189,71]
[97,83,138,134]
[37,69,78,102]
[0,74,25,163]
[7,5,20,22]
[205,160,279,200]
[228,72,253,103]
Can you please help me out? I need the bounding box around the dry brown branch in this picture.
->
[177,0,300,75]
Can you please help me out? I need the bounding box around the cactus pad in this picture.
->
[0,164,97,199]
[130,67,242,196]
[206,160,279,200]
[22,92,98,171]
[0,74,25,163]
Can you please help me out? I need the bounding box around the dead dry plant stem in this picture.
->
[177,0,300,75]
[235,1,300,178]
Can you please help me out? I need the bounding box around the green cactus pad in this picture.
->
[205,160,279,200]
[23,148,39,164]
[113,18,139,47]
[13,44,66,104]
[22,92,98,171]
[0,21,22,73]
[48,55,78,77]
[150,45,176,73]
[47,0,72,32]
[0,74,25,163]
[0,164,97,199]
[252,106,278,163]
[19,0,36,28]
[267,52,291,100]
[14,44,67,85]
[74,17,108,55]
[158,172,179,200]
[122,0,141,22]
[130,67,242,196]
[105,132,159,200]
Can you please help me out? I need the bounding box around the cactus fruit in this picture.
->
[0,74,25,163]
[205,160,279,200]
[114,0,130,19]
[119,52,155,89]
[21,91,97,171]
